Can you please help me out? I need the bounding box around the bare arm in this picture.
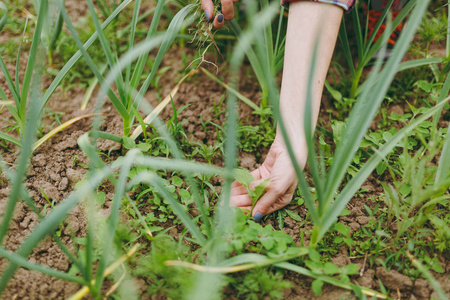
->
[231,2,343,220]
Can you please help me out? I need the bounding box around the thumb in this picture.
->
[251,185,281,222]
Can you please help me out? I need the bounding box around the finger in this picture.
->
[251,190,279,219]
[231,184,248,196]
[252,183,296,220]
[241,206,252,212]
[221,0,234,21]
[230,194,252,207]
[264,195,292,215]
[201,0,214,21]
[231,180,242,188]
[250,168,263,180]
[248,179,266,190]
[213,14,224,29]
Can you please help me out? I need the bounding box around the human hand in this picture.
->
[201,0,238,29]
[230,137,301,222]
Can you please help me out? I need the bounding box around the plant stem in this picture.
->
[349,67,363,99]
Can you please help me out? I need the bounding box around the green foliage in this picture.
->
[134,234,196,298]
[230,268,292,300]
[235,169,269,212]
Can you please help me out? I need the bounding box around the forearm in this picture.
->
[278,1,343,165]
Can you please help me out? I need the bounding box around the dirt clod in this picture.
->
[357,269,375,289]
[376,267,413,291]
[414,278,430,298]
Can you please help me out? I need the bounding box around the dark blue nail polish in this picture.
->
[204,10,210,21]
[253,212,263,223]
[218,14,223,23]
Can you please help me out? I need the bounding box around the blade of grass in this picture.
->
[0,50,64,292]
[86,0,127,102]
[0,132,21,147]
[200,67,260,111]
[447,0,450,57]
[124,0,141,92]
[57,2,128,121]
[128,170,206,244]
[128,0,166,94]
[42,0,132,110]
[0,46,45,245]
[32,113,96,151]
[338,19,356,77]
[68,244,140,300]
[94,17,212,237]
[165,250,308,272]
[406,251,448,300]
[0,165,113,293]
[318,97,449,242]
[323,0,430,210]
[18,0,47,125]
[130,69,197,140]
[364,0,394,51]
[352,4,364,62]
[356,57,444,97]
[0,247,85,284]
[0,55,20,108]
[15,18,28,96]
[303,39,326,215]
[134,5,194,111]
[81,64,107,110]
[93,150,137,291]
[277,262,387,299]
[48,0,64,64]
[0,1,7,31]
[363,0,415,66]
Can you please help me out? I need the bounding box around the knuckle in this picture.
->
[270,186,285,197]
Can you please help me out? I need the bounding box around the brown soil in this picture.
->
[1,1,449,300]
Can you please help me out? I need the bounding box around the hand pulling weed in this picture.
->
[235,169,269,213]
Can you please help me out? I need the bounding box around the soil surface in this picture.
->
[1,1,450,299]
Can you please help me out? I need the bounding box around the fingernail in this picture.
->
[253,212,263,223]
[204,10,210,21]
[217,14,223,23]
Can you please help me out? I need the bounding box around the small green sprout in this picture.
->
[235,169,269,213]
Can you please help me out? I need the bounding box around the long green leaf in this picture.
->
[42,0,132,110]
[363,0,394,51]
[0,2,7,31]
[0,247,85,284]
[323,0,430,210]
[318,98,448,242]
[86,0,126,102]
[94,150,137,291]
[338,19,356,77]
[129,171,206,245]
[135,5,193,110]
[0,55,20,108]
[407,252,448,300]
[0,49,47,292]
[0,166,112,293]
[0,131,21,147]
[129,0,166,92]
[57,2,128,120]
[124,0,141,92]
[18,0,47,123]
[363,0,415,66]
[95,7,212,236]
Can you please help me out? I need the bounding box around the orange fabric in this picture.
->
[366,9,404,46]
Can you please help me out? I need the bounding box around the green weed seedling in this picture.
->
[235,169,269,213]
